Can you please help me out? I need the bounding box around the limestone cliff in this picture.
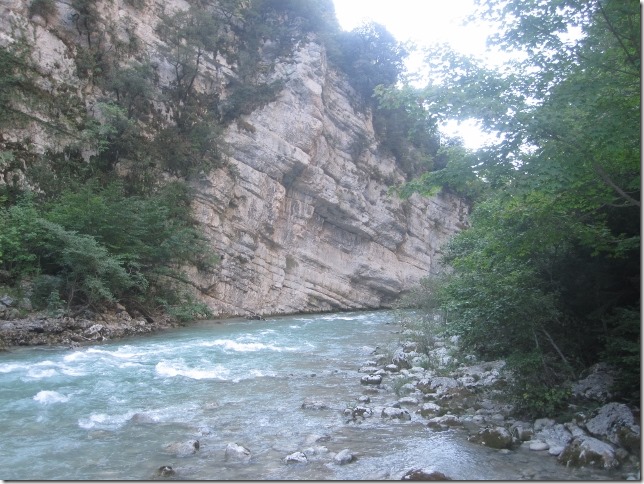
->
[0,0,469,317]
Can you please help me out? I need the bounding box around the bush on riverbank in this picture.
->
[0,180,215,320]
[390,0,640,416]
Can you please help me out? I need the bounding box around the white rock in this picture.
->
[284,451,308,464]
[333,448,355,465]
[529,441,550,451]
[225,443,251,462]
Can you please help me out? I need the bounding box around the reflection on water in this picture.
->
[0,310,627,480]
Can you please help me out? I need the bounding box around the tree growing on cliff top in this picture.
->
[390,0,640,414]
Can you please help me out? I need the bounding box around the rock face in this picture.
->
[190,40,468,317]
[0,0,468,320]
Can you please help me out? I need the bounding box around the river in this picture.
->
[0,310,625,480]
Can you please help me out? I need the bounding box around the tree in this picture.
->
[334,22,408,103]
[390,0,640,414]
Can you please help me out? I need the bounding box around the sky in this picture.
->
[332,0,491,58]
[331,0,499,149]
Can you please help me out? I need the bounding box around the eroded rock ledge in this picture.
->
[0,310,178,348]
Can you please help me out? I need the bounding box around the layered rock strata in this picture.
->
[189,41,468,316]
[0,1,469,318]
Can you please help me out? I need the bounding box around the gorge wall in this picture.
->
[0,0,469,317]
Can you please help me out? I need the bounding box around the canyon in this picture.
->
[0,0,469,317]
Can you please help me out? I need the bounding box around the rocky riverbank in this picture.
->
[0,296,179,349]
[337,331,641,480]
[148,318,640,480]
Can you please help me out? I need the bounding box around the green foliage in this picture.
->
[397,0,640,408]
[30,274,63,311]
[600,307,640,403]
[157,6,224,104]
[165,296,213,324]
[219,80,285,123]
[0,198,143,308]
[0,180,217,316]
[391,375,414,397]
[245,0,339,54]
[104,62,156,119]
[510,369,573,417]
[332,22,408,104]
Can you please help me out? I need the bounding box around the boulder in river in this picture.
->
[533,423,572,451]
[392,349,412,369]
[361,374,383,385]
[398,396,419,406]
[155,465,175,478]
[468,426,516,450]
[585,402,641,454]
[303,446,329,460]
[416,378,434,394]
[427,414,461,431]
[401,468,452,480]
[382,407,412,421]
[284,451,308,464]
[558,435,619,469]
[333,448,355,465]
[510,421,534,442]
[528,440,550,451]
[225,442,251,462]
[430,377,459,393]
[163,439,199,457]
[352,405,373,419]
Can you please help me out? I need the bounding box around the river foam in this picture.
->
[199,339,296,352]
[34,390,70,404]
[155,360,230,380]
[78,411,132,430]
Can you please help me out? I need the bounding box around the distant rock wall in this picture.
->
[190,40,469,316]
[0,0,469,317]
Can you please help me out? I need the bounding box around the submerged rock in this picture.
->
[284,451,308,464]
[225,442,251,462]
[401,468,452,480]
[129,413,157,424]
[301,398,329,410]
[163,440,199,457]
[155,465,175,478]
[382,407,412,421]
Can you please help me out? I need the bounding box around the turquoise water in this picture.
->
[0,311,625,480]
